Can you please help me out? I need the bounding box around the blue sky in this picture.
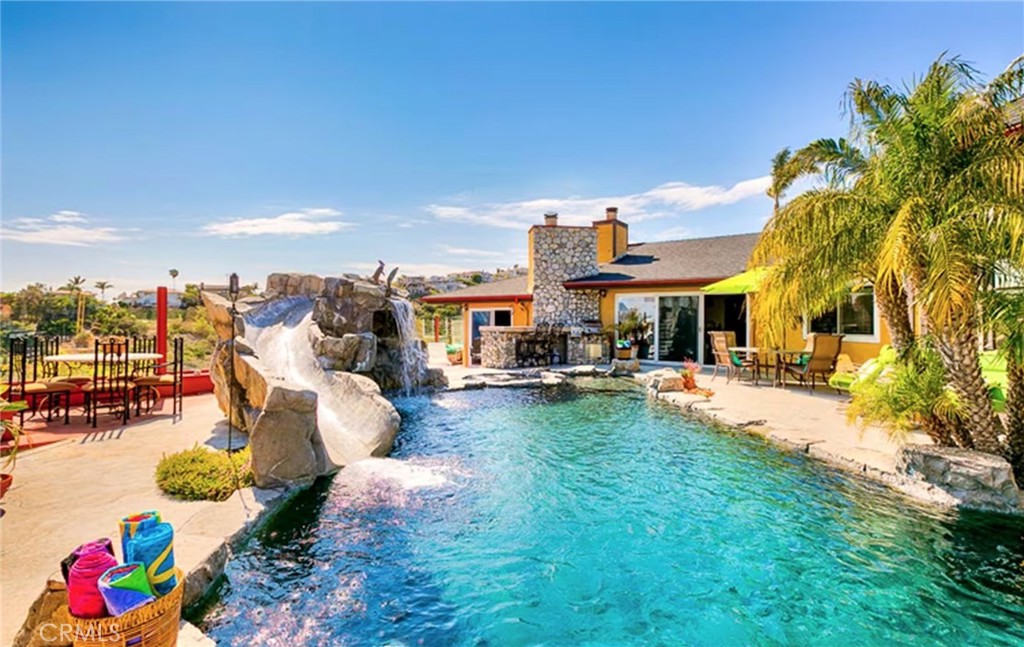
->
[2,2,1021,295]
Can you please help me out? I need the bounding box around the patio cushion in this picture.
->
[22,381,77,394]
[82,380,136,392]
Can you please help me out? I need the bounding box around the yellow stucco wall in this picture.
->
[461,300,533,366]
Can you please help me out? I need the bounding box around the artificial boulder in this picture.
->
[897,444,1023,513]
[202,272,443,488]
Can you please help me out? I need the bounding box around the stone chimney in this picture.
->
[605,206,619,220]
[544,211,559,227]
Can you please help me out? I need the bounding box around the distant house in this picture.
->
[123,290,183,308]
[425,208,892,368]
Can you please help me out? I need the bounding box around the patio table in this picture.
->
[44,353,164,379]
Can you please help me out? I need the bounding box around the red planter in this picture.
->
[0,473,12,499]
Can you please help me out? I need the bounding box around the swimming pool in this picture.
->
[197,387,1024,645]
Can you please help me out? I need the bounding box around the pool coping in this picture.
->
[648,387,1021,513]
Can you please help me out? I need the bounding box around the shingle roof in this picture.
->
[420,275,531,303]
[565,232,759,287]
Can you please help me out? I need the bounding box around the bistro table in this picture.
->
[44,352,164,378]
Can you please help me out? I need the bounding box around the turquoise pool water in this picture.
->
[197,387,1024,645]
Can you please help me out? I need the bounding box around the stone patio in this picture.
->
[0,394,289,647]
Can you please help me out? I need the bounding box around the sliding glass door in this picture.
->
[657,296,700,362]
[615,293,703,363]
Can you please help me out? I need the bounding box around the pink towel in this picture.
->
[68,549,117,618]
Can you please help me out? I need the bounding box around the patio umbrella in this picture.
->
[702,268,767,294]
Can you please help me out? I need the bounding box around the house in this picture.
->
[122,290,183,308]
[424,207,891,368]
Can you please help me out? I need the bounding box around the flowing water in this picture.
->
[389,297,429,395]
[197,388,1024,646]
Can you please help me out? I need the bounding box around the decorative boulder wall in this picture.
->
[202,273,445,488]
[897,444,1023,513]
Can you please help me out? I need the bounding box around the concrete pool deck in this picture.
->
[0,394,289,647]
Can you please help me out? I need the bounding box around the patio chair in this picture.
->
[130,335,159,376]
[708,331,758,384]
[35,336,92,387]
[3,336,75,425]
[83,339,135,427]
[133,337,185,416]
[783,333,844,393]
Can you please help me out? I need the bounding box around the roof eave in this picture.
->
[563,277,728,289]
[421,293,533,304]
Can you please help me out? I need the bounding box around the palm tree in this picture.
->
[94,280,112,301]
[168,269,179,291]
[63,276,86,293]
[752,54,1024,465]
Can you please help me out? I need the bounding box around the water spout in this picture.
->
[389,298,428,396]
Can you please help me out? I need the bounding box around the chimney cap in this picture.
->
[605,206,619,220]
[544,211,558,217]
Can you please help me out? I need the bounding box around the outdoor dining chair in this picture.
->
[782,333,844,393]
[83,338,135,427]
[132,337,185,417]
[708,331,758,384]
[3,336,75,425]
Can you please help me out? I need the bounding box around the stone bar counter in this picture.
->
[480,325,609,369]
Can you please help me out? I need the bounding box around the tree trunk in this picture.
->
[1004,354,1024,479]
[875,279,916,354]
[935,324,1006,456]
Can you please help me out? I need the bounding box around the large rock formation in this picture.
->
[897,444,1023,513]
[203,273,446,487]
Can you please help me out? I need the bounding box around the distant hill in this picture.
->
[397,266,527,300]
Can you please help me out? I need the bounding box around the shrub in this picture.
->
[156,445,254,501]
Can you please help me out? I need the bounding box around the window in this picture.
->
[807,287,877,341]
[494,310,512,326]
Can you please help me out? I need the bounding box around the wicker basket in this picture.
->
[71,568,184,647]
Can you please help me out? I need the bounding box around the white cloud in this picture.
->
[202,208,351,238]
[0,211,124,246]
[424,175,771,230]
[437,244,505,258]
[49,210,88,223]
[647,225,694,242]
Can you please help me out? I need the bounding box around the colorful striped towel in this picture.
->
[118,510,161,560]
[125,519,177,596]
[68,548,118,618]
[98,563,156,616]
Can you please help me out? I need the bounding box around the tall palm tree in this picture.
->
[752,54,1024,464]
[94,280,112,301]
[168,268,179,291]
[63,276,86,293]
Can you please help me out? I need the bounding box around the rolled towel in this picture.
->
[98,563,156,616]
[118,511,161,559]
[68,549,118,618]
[125,521,177,596]
[61,538,115,584]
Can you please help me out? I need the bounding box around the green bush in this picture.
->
[156,445,254,501]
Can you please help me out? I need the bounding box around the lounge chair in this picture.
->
[827,353,859,393]
[708,331,757,384]
[783,333,843,393]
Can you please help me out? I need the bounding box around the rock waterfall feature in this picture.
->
[203,273,446,487]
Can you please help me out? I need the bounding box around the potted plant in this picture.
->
[615,309,653,360]
[446,343,463,365]
[1,398,27,499]
[680,359,702,391]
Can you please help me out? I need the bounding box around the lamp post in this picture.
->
[227,273,240,454]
